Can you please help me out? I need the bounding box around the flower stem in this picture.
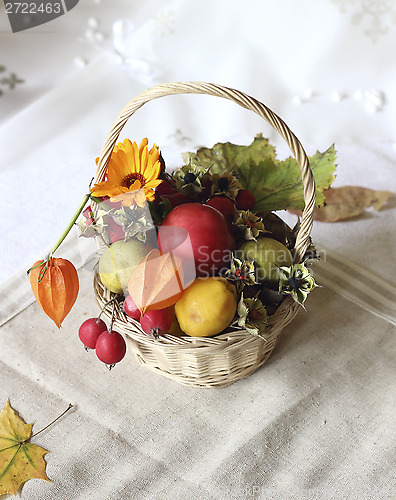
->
[49,193,90,257]
[98,297,117,320]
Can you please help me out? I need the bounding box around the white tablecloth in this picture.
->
[1,1,395,499]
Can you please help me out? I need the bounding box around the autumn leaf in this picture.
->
[290,186,395,222]
[127,249,185,314]
[0,400,50,496]
[182,134,336,213]
[182,134,277,174]
[257,146,336,212]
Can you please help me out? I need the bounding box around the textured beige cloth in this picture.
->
[1,266,395,499]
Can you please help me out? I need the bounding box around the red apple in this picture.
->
[158,203,236,277]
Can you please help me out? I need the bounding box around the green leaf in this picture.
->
[234,145,337,212]
[181,134,276,174]
[272,146,337,211]
[182,135,337,212]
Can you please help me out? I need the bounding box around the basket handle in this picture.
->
[94,82,316,263]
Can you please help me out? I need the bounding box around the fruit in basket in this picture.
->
[123,295,141,320]
[140,308,173,338]
[206,196,235,218]
[235,189,255,210]
[104,215,125,243]
[175,277,237,337]
[158,203,236,277]
[238,237,293,284]
[154,178,190,208]
[261,212,289,245]
[162,192,190,208]
[155,178,177,197]
[78,317,108,349]
[168,305,184,336]
[128,249,185,313]
[95,330,127,366]
[98,239,150,294]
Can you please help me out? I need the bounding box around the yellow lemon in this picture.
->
[175,277,237,337]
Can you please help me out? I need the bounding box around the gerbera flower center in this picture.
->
[121,173,145,189]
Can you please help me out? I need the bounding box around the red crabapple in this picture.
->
[123,295,141,320]
[78,318,108,350]
[235,189,255,211]
[95,330,127,367]
[140,308,172,338]
[206,196,235,218]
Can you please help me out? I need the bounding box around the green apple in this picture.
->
[99,239,150,294]
[238,237,293,284]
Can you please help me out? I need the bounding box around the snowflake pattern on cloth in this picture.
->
[0,66,24,97]
[153,8,175,37]
[331,0,396,42]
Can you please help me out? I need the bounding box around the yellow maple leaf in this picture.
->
[0,400,50,496]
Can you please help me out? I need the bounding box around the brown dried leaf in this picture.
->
[290,186,394,222]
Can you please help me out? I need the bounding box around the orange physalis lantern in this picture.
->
[29,258,79,328]
[128,249,185,314]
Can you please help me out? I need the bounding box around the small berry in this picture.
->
[206,196,235,218]
[123,295,141,320]
[95,330,127,366]
[83,205,95,226]
[162,192,190,208]
[236,189,255,210]
[140,308,172,338]
[104,216,125,243]
[78,318,107,350]
[83,205,93,219]
[155,179,177,197]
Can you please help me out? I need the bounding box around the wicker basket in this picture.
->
[93,82,316,388]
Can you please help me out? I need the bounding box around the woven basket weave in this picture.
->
[93,82,316,388]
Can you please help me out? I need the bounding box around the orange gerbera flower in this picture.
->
[90,138,162,207]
